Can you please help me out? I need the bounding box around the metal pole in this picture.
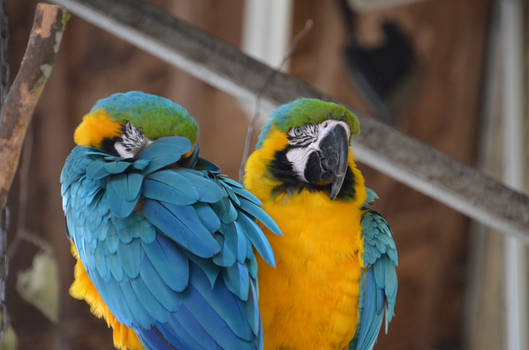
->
[501,0,527,349]
[50,0,529,242]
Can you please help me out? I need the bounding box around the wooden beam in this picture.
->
[50,0,529,241]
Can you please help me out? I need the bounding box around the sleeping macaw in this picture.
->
[244,98,398,350]
[60,91,281,350]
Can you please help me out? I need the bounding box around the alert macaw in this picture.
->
[61,91,280,350]
[244,98,398,350]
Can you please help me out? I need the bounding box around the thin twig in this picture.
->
[8,227,54,258]
[18,230,53,254]
[238,19,314,182]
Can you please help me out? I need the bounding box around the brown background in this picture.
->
[7,0,490,349]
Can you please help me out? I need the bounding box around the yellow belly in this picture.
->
[257,190,365,350]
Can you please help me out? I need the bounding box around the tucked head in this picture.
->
[247,98,361,200]
[74,91,198,158]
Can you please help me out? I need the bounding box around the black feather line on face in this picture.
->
[268,147,356,200]
[269,147,299,185]
[101,136,122,156]
[287,124,318,146]
[101,122,153,159]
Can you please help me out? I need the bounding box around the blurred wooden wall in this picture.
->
[7,0,489,349]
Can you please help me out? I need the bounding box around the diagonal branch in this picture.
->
[0,3,69,210]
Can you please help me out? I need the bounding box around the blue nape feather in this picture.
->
[61,135,281,350]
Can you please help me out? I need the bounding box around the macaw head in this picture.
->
[246,98,361,201]
[74,91,198,158]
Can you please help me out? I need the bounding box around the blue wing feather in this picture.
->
[223,263,250,302]
[139,256,183,311]
[245,280,260,335]
[161,308,220,350]
[235,214,275,267]
[238,198,282,236]
[135,328,174,350]
[61,137,276,350]
[86,159,112,179]
[105,174,140,218]
[212,235,236,267]
[119,280,153,329]
[142,236,189,292]
[104,227,119,254]
[104,161,132,175]
[143,174,199,206]
[107,252,123,281]
[220,222,248,263]
[231,186,262,205]
[211,198,238,224]
[130,277,170,323]
[94,243,109,279]
[111,218,128,242]
[219,222,239,263]
[138,136,191,173]
[143,200,221,258]
[177,169,225,203]
[194,203,221,233]
[185,264,255,346]
[117,239,142,278]
[350,189,398,350]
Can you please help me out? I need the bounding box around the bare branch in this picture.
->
[0,3,69,210]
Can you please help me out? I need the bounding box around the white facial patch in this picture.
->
[285,120,351,182]
[114,122,153,159]
[286,146,316,182]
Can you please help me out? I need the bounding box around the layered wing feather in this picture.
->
[61,136,280,350]
[350,190,398,350]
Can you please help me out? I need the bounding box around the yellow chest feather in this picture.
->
[257,190,365,350]
[244,128,367,349]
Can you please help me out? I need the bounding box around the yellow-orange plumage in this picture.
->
[74,110,123,148]
[244,128,367,349]
[70,243,143,350]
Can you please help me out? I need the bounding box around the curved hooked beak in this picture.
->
[304,123,349,200]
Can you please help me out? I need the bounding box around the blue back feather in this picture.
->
[61,136,281,350]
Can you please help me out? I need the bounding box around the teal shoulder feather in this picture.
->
[61,136,280,350]
[350,188,398,350]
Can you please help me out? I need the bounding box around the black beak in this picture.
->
[304,124,349,200]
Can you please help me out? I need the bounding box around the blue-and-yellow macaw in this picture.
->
[244,98,398,350]
[61,91,281,350]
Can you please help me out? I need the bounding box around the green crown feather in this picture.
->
[256,98,360,149]
[91,91,199,144]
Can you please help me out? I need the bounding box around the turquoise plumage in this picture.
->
[61,92,281,350]
[351,189,398,350]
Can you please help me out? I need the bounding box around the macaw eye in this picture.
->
[292,126,303,137]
